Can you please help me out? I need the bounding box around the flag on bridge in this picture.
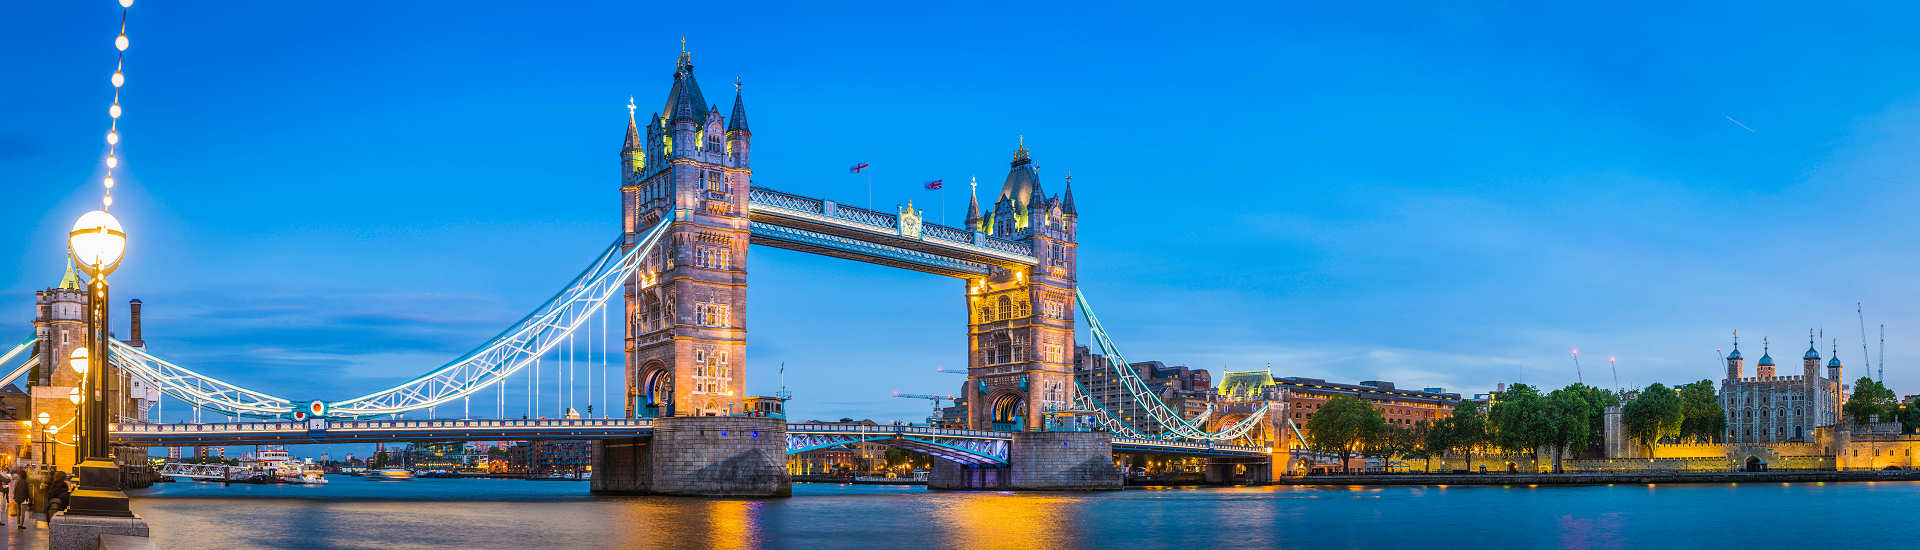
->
[924,179,944,190]
[849,162,870,174]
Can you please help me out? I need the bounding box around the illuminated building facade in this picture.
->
[1720,334,1844,443]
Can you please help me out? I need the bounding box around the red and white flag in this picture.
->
[924,179,944,190]
[849,162,870,174]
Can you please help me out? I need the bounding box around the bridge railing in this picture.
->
[111,418,656,434]
[1113,436,1268,454]
[785,423,1007,440]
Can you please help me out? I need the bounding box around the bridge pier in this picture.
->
[929,431,1121,491]
[591,416,790,497]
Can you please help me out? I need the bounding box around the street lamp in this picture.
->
[66,209,133,518]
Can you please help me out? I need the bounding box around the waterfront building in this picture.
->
[1720,334,1844,443]
[1217,371,1460,428]
[505,440,590,477]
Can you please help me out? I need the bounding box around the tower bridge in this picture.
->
[6,50,1283,496]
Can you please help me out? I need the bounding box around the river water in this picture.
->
[119,477,1920,549]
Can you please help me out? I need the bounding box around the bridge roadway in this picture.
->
[109,420,1269,460]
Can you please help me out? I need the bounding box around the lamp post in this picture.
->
[65,209,133,518]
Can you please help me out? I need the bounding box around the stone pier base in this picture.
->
[591,416,791,497]
[1204,460,1275,484]
[49,513,148,550]
[929,431,1121,490]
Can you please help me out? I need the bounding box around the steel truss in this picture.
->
[1074,289,1268,441]
[786,424,1010,465]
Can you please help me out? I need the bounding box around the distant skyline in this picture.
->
[8,1,1920,455]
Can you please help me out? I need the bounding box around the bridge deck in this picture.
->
[112,420,1269,459]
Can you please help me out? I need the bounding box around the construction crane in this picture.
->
[893,392,955,425]
[1860,302,1874,380]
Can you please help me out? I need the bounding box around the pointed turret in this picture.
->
[965,176,982,231]
[727,80,750,137]
[57,261,81,290]
[1061,171,1076,216]
[662,49,709,125]
[1829,339,1844,381]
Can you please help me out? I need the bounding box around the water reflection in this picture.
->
[127,477,1920,550]
[936,491,1083,550]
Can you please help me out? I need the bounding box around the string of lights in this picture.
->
[102,0,134,212]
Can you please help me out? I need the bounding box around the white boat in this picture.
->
[241,450,328,484]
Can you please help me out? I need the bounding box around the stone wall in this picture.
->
[929,431,1122,490]
[591,416,789,497]
[1008,431,1121,490]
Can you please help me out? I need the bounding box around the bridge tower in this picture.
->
[621,49,753,419]
[964,143,1078,431]
[27,263,89,469]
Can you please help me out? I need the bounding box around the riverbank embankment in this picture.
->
[1276,470,1920,486]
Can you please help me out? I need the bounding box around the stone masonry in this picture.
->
[930,431,1121,490]
[592,416,789,497]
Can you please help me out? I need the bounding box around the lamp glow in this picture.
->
[110,103,121,119]
[106,130,119,145]
[36,412,49,426]
[68,388,81,405]
[119,0,133,7]
[69,347,90,375]
[69,210,126,276]
[105,155,118,169]
[116,34,128,52]
[111,71,124,88]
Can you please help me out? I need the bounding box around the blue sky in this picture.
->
[7,2,1920,454]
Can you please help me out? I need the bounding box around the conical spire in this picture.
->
[623,96,641,151]
[1061,171,1076,215]
[56,260,81,291]
[663,43,709,124]
[727,77,750,136]
[965,176,982,230]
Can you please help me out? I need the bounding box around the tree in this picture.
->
[1622,383,1682,451]
[1448,400,1488,472]
[1845,376,1899,424]
[1419,418,1455,473]
[1676,380,1725,443]
[1490,383,1550,466]
[1563,383,1621,453]
[1543,388,1592,473]
[1897,397,1920,435]
[1305,395,1384,473]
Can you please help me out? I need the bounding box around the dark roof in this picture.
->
[727,89,750,135]
[662,55,709,124]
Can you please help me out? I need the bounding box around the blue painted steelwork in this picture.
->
[746,185,1038,270]
[786,423,1009,465]
[0,335,39,389]
[748,221,991,276]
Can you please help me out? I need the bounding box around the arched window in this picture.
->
[996,296,1012,321]
[994,333,1013,364]
[978,306,992,323]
